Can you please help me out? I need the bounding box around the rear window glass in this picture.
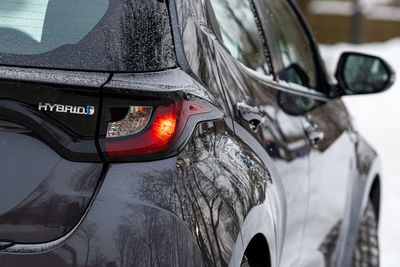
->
[0,0,176,72]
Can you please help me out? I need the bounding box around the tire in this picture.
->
[352,200,379,267]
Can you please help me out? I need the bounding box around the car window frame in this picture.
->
[204,0,332,101]
[257,0,331,97]
[204,0,275,80]
[288,0,331,95]
[203,0,330,115]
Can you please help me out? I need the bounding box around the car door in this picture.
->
[260,1,357,266]
[207,0,312,266]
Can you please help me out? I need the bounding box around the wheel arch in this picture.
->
[244,233,272,267]
[229,202,280,267]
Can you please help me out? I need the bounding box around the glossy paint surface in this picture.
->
[0,119,277,267]
[0,67,109,161]
[0,0,384,266]
[209,39,312,267]
[0,121,102,244]
[298,100,356,266]
[174,120,274,266]
[0,158,204,266]
[173,0,381,266]
[174,0,311,265]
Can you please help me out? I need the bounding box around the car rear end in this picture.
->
[0,1,212,265]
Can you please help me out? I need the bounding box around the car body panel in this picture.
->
[1,119,278,267]
[230,121,287,267]
[211,48,312,267]
[0,158,204,266]
[0,67,110,161]
[173,1,314,266]
[174,119,273,266]
[299,99,357,266]
[0,120,102,245]
[103,69,214,106]
[0,0,387,267]
[334,136,380,267]
[173,1,384,267]
[0,68,105,244]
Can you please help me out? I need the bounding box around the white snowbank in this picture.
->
[320,38,400,267]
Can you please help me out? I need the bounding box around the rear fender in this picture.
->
[0,158,204,267]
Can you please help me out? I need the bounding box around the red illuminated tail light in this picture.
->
[103,100,212,158]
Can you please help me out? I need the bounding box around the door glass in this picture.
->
[209,0,271,76]
[264,0,317,89]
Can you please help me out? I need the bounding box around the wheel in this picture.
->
[352,200,379,267]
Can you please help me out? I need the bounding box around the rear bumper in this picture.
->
[0,158,204,267]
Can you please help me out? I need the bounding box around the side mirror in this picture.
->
[335,52,395,96]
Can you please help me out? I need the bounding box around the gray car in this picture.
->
[0,0,395,266]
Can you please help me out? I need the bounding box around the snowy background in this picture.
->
[320,38,400,267]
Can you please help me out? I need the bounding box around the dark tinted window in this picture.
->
[0,0,176,72]
[210,0,271,76]
[264,0,317,89]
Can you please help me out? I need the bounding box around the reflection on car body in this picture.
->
[0,0,394,267]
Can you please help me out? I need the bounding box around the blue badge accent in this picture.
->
[87,106,94,115]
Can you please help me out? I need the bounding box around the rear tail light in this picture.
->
[100,98,220,161]
[106,106,153,138]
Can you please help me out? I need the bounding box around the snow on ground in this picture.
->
[320,38,400,267]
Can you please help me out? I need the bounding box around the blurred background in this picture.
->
[297,0,400,266]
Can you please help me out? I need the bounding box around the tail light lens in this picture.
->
[100,98,220,161]
[106,106,153,138]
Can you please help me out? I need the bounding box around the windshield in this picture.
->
[0,0,176,72]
